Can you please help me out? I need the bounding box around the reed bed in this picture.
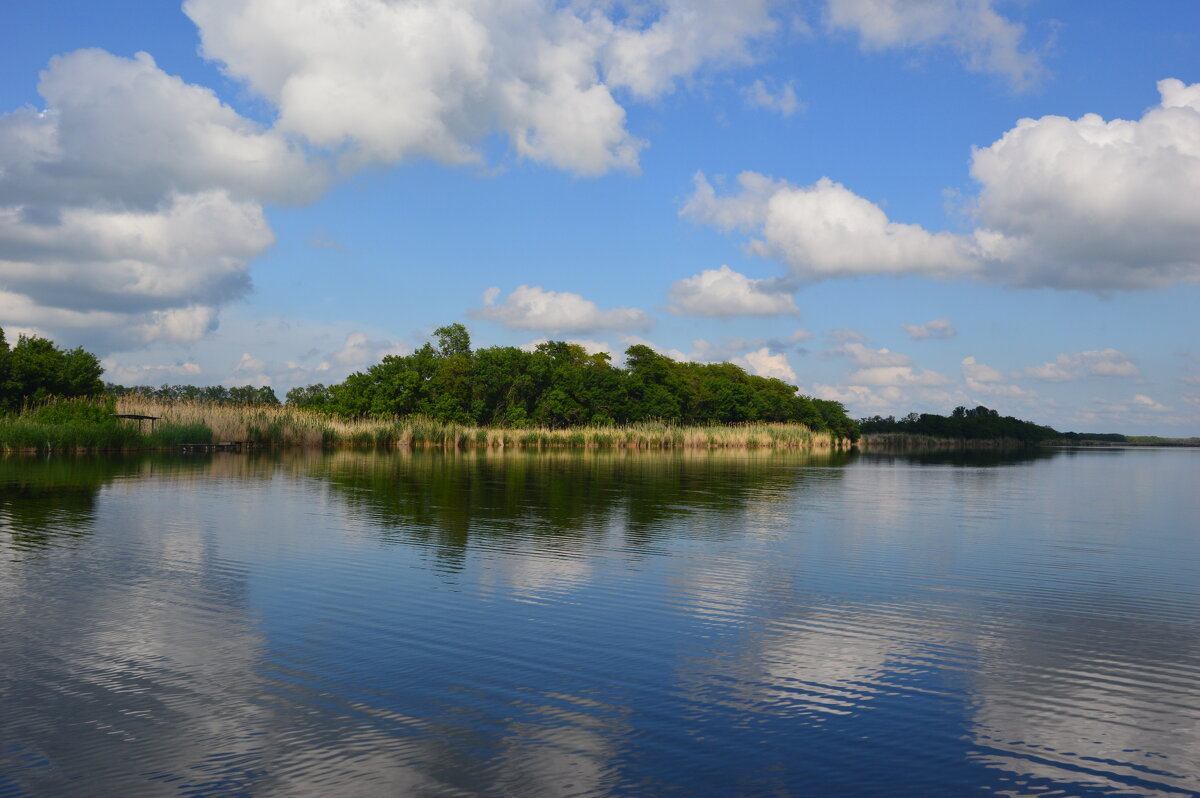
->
[0,397,213,453]
[115,396,844,450]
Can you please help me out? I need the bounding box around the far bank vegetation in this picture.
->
[3,324,856,452]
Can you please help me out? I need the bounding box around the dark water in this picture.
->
[1,447,1197,797]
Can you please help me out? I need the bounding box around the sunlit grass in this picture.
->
[113,396,845,450]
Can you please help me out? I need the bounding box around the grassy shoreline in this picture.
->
[0,396,849,453]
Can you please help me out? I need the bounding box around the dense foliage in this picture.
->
[0,328,104,411]
[858,405,1062,442]
[287,324,859,440]
[106,383,280,405]
[1056,431,1128,443]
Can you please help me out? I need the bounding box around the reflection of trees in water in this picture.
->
[0,455,145,550]
[307,449,852,570]
[858,448,1059,468]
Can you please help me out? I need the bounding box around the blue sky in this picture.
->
[2,1,1198,433]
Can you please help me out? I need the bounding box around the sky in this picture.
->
[1,0,1198,434]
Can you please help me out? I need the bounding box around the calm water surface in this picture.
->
[0,447,1197,796]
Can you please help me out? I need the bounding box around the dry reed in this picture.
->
[116,396,846,450]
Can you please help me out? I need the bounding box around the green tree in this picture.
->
[0,329,104,411]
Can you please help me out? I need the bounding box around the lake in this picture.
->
[1,447,1197,796]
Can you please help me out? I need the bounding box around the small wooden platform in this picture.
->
[113,413,161,432]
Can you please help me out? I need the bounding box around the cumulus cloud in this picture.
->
[185,0,776,176]
[603,0,777,99]
[1070,394,1183,430]
[100,359,204,386]
[768,328,814,349]
[733,348,797,382]
[824,341,911,367]
[824,0,1042,89]
[845,365,950,387]
[971,78,1200,289]
[690,79,1200,291]
[0,3,786,349]
[231,352,272,385]
[686,330,809,364]
[682,172,976,281]
[0,191,270,348]
[742,79,803,116]
[0,50,322,349]
[1019,349,1140,381]
[668,265,798,317]
[809,382,909,412]
[962,355,1033,397]
[0,49,324,209]
[1131,393,1169,412]
[471,285,653,333]
[903,318,957,339]
[219,330,409,389]
[332,331,409,367]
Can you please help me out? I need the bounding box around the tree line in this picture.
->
[858,405,1063,442]
[286,324,861,440]
[104,383,281,405]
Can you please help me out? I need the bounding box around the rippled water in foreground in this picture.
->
[0,447,1197,797]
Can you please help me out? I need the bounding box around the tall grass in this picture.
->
[114,395,846,450]
[0,397,214,453]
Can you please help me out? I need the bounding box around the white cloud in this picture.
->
[682,172,976,281]
[184,0,776,177]
[810,382,906,411]
[0,49,325,210]
[845,365,950,387]
[690,79,1200,292]
[471,285,653,333]
[960,355,1004,384]
[0,50,319,349]
[824,0,1041,89]
[1179,375,1200,386]
[668,265,798,317]
[0,191,271,349]
[1131,394,1169,412]
[687,331,809,365]
[1069,395,1188,430]
[232,352,272,385]
[332,331,409,367]
[100,359,203,386]
[603,0,777,100]
[826,341,911,367]
[903,318,957,339]
[971,78,1200,289]
[962,355,1033,397]
[742,79,802,117]
[1019,349,1140,382]
[827,328,867,345]
[768,328,814,349]
[690,337,766,363]
[733,348,797,382]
